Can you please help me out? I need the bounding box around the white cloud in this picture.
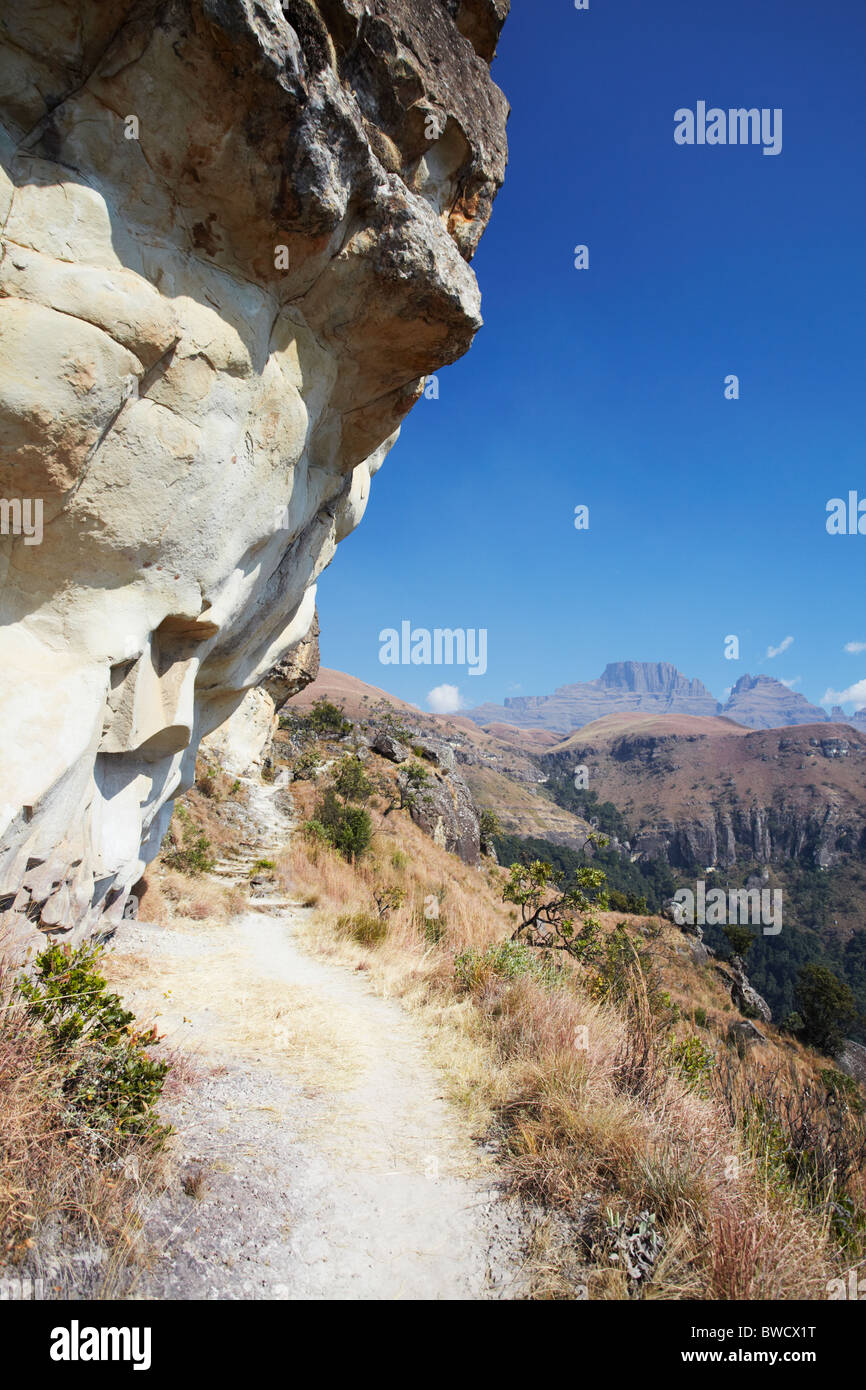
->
[779,676,801,689]
[844,641,866,654]
[427,684,464,715]
[766,636,794,659]
[822,679,866,711]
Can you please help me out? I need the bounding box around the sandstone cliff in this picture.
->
[0,0,509,941]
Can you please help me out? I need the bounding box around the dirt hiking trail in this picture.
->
[108,780,527,1300]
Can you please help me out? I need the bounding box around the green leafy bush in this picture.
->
[315,788,372,862]
[454,940,558,993]
[162,806,214,875]
[304,699,352,737]
[333,755,373,803]
[292,747,322,781]
[723,925,756,959]
[796,964,858,1055]
[18,943,169,1141]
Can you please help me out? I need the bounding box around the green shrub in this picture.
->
[723,925,756,959]
[293,747,322,781]
[162,806,214,875]
[303,818,330,846]
[780,1010,805,1035]
[667,1035,716,1095]
[250,858,276,875]
[316,788,372,862]
[333,755,372,803]
[305,699,352,737]
[796,964,858,1055]
[391,850,409,871]
[18,943,169,1141]
[692,1006,708,1028]
[454,940,557,992]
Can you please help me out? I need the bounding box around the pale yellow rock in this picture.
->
[0,0,509,940]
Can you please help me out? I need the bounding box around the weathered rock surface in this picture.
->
[370,730,410,764]
[405,761,481,866]
[200,687,276,777]
[837,1039,866,1086]
[729,1019,768,1048]
[727,956,772,1024]
[0,0,509,941]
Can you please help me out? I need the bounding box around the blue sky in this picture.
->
[316,0,866,716]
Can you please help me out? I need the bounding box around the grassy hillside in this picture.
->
[240,706,866,1299]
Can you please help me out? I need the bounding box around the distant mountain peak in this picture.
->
[599,661,716,699]
[721,673,830,729]
[466,661,721,735]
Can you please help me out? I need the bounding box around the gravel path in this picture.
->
[108,782,526,1300]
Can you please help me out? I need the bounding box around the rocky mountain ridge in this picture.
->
[466,661,864,735]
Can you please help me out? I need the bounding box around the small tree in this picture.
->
[398,760,431,810]
[306,699,352,738]
[315,787,372,862]
[723,924,755,959]
[503,857,608,960]
[795,964,858,1056]
[333,754,372,803]
[479,807,502,855]
[365,700,412,743]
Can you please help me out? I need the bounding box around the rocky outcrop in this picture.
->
[0,0,509,942]
[370,730,410,764]
[200,687,276,777]
[729,1019,768,1048]
[404,761,481,865]
[837,1039,866,1086]
[727,956,772,1024]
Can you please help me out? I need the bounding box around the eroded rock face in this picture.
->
[0,0,509,940]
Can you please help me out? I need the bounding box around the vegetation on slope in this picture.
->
[0,940,171,1296]
[277,712,866,1300]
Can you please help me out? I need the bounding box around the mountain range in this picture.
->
[465,662,866,735]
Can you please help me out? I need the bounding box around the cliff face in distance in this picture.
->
[0,0,510,943]
[542,714,866,881]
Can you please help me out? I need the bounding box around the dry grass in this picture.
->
[0,942,172,1297]
[137,870,246,928]
[280,777,864,1300]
